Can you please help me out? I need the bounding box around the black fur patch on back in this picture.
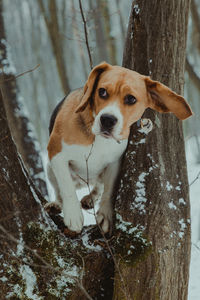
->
[49,96,66,135]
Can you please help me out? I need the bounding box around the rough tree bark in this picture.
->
[113,1,191,299]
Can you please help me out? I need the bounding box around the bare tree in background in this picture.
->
[0,1,47,196]
[185,0,200,160]
[99,0,117,65]
[38,0,70,94]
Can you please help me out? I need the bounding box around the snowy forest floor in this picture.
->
[44,136,200,299]
[187,137,200,299]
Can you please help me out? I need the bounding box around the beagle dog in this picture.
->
[46,62,192,234]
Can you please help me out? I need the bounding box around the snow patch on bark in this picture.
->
[20,265,39,300]
[168,201,177,210]
[133,4,140,15]
[134,138,146,145]
[131,172,148,214]
[166,181,173,191]
[0,38,16,74]
[81,233,102,251]
[178,218,187,239]
[179,198,186,205]
[116,213,145,235]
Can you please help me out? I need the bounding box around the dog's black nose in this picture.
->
[100,114,118,130]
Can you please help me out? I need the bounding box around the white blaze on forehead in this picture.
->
[92,102,123,139]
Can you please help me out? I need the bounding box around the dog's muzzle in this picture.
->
[100,114,118,136]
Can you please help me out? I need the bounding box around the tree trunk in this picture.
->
[113,1,191,299]
[100,0,117,65]
[71,0,88,80]
[38,0,70,95]
[115,0,126,40]
[89,0,109,62]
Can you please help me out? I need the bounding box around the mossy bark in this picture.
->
[113,1,191,299]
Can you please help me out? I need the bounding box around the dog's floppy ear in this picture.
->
[145,77,193,120]
[75,62,110,113]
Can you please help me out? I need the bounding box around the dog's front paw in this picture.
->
[63,203,84,233]
[96,205,113,235]
[44,201,62,215]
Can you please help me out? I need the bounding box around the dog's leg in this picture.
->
[45,162,62,214]
[49,153,84,233]
[96,160,120,234]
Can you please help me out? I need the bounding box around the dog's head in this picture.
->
[76,62,192,140]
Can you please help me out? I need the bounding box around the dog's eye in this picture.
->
[124,94,137,105]
[99,88,108,99]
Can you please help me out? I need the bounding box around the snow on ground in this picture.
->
[187,137,200,300]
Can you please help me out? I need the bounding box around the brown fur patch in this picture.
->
[145,77,193,119]
[149,91,169,112]
[48,89,95,160]
[47,134,62,160]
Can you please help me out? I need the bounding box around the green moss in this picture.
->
[0,222,89,299]
[22,222,81,298]
[113,215,152,266]
[22,221,99,299]
[1,221,102,299]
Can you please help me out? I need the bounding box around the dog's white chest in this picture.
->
[61,136,128,183]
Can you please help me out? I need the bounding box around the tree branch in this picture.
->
[1,64,40,82]
[79,0,93,70]
[185,58,200,90]
[190,170,200,186]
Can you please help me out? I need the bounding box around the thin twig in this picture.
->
[79,0,93,69]
[1,64,40,83]
[192,242,200,252]
[85,143,94,185]
[190,170,200,186]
